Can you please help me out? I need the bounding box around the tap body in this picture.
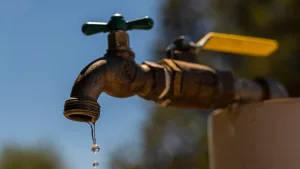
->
[63,30,288,123]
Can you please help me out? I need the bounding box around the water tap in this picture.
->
[63,14,289,123]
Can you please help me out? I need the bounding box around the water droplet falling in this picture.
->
[91,144,100,154]
[93,161,99,168]
[87,122,100,168]
[87,122,97,144]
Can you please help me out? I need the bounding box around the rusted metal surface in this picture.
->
[64,28,289,123]
[64,30,159,122]
[234,77,289,104]
[107,31,135,59]
[157,59,236,108]
[64,30,238,122]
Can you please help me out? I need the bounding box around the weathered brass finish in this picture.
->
[157,59,236,108]
[63,38,238,122]
[64,19,288,123]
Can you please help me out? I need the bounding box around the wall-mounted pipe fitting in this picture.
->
[64,14,289,123]
[156,59,236,109]
[64,55,289,123]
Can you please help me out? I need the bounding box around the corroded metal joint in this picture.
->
[156,59,236,109]
[214,71,236,107]
[64,98,100,122]
[141,61,168,101]
[255,77,289,99]
[234,77,289,104]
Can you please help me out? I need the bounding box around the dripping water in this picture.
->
[87,122,97,145]
[87,122,100,168]
[93,161,99,168]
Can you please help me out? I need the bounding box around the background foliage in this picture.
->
[109,0,300,169]
[0,143,65,169]
[1,0,299,169]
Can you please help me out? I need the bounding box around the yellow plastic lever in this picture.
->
[196,32,278,57]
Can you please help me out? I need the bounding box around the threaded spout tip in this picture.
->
[63,98,100,122]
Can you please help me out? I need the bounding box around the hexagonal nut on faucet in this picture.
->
[107,31,135,59]
[108,31,129,49]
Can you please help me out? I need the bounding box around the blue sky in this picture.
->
[0,0,162,168]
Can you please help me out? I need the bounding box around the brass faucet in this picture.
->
[63,14,289,123]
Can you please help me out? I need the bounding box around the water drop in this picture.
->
[93,161,99,168]
[91,144,100,154]
[87,122,97,145]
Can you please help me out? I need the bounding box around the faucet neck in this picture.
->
[106,30,135,59]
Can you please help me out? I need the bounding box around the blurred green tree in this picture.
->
[109,0,300,169]
[109,108,209,169]
[110,0,211,169]
[210,0,300,96]
[0,143,65,169]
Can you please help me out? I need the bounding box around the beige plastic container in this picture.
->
[208,98,300,169]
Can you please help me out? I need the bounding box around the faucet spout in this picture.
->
[64,16,289,123]
[63,53,157,122]
[64,57,106,123]
[64,28,165,123]
[64,54,289,123]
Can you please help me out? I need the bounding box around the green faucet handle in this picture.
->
[82,13,154,36]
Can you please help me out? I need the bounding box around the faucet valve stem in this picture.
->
[81,13,154,59]
[63,14,154,123]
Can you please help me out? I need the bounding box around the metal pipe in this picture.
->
[63,31,289,123]
[64,55,158,122]
[234,77,289,104]
[63,56,238,123]
[234,78,264,103]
